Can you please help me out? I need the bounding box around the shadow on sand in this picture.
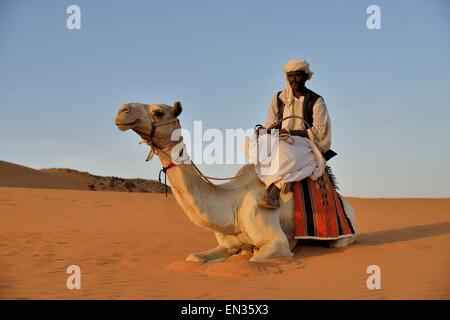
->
[355,221,450,246]
[293,221,450,258]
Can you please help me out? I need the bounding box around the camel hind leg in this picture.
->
[250,238,293,262]
[249,210,293,261]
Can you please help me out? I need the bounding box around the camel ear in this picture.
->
[173,101,182,117]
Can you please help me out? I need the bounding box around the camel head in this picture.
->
[115,101,183,147]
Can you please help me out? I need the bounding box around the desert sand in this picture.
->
[0,162,449,299]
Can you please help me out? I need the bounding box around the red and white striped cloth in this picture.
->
[293,171,355,240]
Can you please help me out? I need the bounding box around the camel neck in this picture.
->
[156,144,237,234]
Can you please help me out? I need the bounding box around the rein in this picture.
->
[267,115,312,131]
[141,107,312,196]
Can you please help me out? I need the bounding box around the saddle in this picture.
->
[284,169,355,240]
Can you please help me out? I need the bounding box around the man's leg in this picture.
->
[257,181,282,209]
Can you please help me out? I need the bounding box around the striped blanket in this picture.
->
[293,171,355,240]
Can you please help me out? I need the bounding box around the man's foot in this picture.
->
[257,183,281,209]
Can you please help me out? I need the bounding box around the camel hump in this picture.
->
[216,164,261,190]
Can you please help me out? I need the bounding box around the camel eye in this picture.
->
[153,110,164,118]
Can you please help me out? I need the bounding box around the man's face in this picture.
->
[286,71,307,90]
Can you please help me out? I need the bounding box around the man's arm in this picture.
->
[306,97,332,152]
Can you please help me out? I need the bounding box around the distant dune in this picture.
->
[0,160,169,193]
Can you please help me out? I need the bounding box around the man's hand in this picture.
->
[278,128,295,144]
[280,128,289,135]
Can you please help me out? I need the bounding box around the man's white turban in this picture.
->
[282,59,313,80]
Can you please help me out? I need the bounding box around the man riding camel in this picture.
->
[256,59,337,209]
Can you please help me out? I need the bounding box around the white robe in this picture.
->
[246,86,332,189]
[245,133,326,189]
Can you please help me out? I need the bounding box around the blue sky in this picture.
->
[0,0,449,197]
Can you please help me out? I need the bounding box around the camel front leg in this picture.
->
[186,246,239,263]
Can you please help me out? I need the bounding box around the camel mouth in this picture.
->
[115,119,139,130]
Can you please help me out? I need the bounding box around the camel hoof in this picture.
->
[186,253,206,263]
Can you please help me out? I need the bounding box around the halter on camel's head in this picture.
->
[141,102,183,161]
[115,101,185,196]
[115,101,183,161]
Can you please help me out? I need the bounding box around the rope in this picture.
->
[155,145,249,188]
[148,115,314,188]
[158,162,176,197]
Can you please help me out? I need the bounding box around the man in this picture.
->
[257,59,334,209]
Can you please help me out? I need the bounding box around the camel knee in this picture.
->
[272,239,293,256]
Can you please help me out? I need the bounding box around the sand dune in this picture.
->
[0,160,80,190]
[0,160,168,193]
[0,185,449,299]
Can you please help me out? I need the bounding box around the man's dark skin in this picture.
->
[280,70,309,138]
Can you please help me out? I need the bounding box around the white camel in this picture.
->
[115,101,356,263]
